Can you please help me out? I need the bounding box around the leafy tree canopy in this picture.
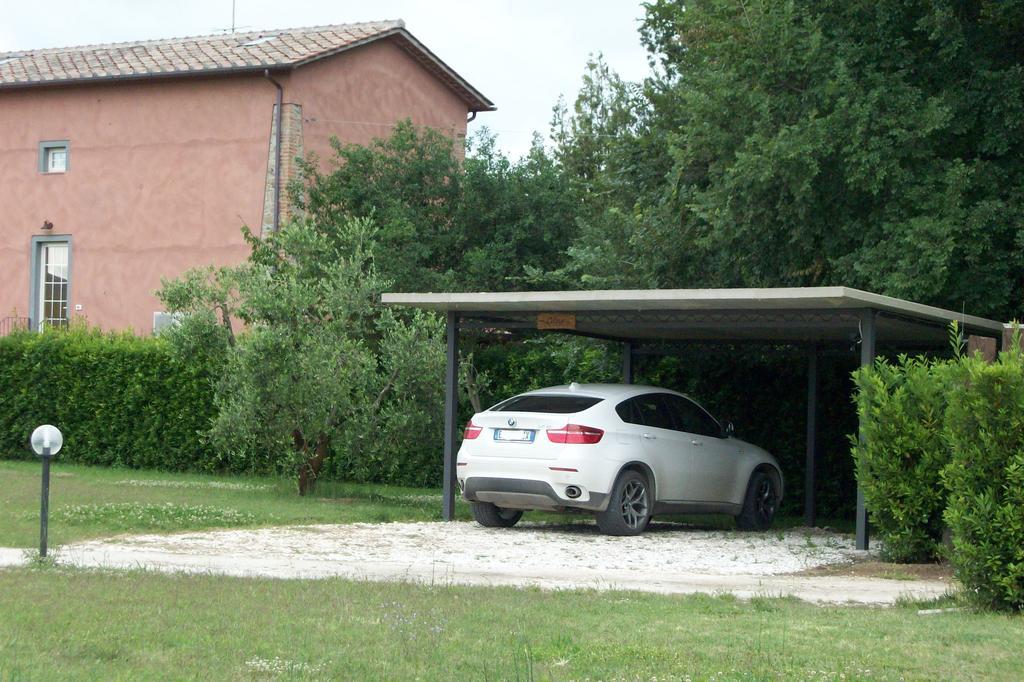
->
[293,121,578,293]
[555,0,1024,320]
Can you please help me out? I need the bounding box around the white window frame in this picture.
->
[46,147,67,173]
[38,140,70,174]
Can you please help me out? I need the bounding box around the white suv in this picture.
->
[458,383,783,535]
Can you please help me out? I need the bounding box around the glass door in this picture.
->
[38,242,69,330]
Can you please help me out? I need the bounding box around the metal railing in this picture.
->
[0,317,30,336]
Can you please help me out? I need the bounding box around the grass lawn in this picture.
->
[0,459,464,547]
[1,461,1021,680]
[0,566,1021,681]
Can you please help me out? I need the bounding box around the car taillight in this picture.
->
[547,424,604,444]
[463,420,483,440]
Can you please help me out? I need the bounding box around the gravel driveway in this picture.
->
[3,521,951,604]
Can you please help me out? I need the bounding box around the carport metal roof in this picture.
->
[382,286,1003,345]
[382,287,1004,550]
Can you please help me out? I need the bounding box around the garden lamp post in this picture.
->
[30,424,63,558]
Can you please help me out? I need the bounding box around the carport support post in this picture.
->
[622,341,634,384]
[856,310,876,550]
[804,345,818,528]
[443,311,460,521]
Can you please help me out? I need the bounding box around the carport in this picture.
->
[382,286,1004,549]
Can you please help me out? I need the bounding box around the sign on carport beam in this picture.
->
[537,312,576,330]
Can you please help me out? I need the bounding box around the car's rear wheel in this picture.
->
[471,501,523,528]
[736,471,778,531]
[595,470,652,536]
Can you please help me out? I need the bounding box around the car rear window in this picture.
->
[492,395,604,414]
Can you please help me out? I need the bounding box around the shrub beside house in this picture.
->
[0,326,218,471]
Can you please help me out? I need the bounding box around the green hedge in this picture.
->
[852,356,957,562]
[853,344,1024,610]
[943,354,1024,611]
[0,328,218,471]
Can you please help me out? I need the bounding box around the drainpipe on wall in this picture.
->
[264,69,284,233]
[467,111,477,123]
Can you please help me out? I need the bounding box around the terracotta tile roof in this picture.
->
[0,20,495,111]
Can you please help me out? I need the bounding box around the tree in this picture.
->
[293,122,464,293]
[458,131,578,290]
[158,217,445,494]
[557,0,1024,320]
[293,120,579,293]
[545,56,660,289]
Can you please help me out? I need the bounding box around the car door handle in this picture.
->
[690,439,703,447]
[642,433,656,440]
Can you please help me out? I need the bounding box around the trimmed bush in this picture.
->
[0,327,218,471]
[852,356,956,562]
[943,353,1024,611]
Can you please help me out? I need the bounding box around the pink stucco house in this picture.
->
[0,20,493,333]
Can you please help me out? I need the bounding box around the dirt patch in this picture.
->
[798,559,953,581]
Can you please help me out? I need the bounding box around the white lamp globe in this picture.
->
[30,424,63,456]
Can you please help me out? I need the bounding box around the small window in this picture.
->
[39,141,70,173]
[491,395,603,414]
[153,311,183,336]
[46,147,67,172]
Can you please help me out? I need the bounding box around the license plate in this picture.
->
[493,429,535,443]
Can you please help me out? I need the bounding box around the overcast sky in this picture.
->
[0,0,652,159]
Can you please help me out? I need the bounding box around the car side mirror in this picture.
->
[723,421,735,438]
